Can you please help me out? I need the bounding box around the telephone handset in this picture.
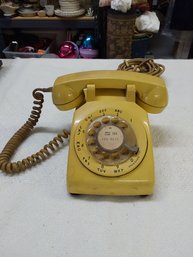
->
[0,67,168,196]
[53,70,167,113]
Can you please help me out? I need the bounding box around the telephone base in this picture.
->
[67,100,154,196]
[67,158,154,196]
[68,184,154,196]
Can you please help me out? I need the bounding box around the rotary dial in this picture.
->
[74,109,147,177]
[86,116,139,165]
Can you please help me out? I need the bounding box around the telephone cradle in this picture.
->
[52,70,168,196]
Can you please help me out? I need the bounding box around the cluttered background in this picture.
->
[0,0,193,59]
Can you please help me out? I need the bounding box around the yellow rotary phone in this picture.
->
[0,62,168,196]
[52,70,167,196]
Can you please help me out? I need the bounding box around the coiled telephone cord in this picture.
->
[117,58,165,77]
[0,88,69,174]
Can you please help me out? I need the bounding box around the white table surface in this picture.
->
[0,58,193,257]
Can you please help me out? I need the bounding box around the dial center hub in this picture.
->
[97,125,124,151]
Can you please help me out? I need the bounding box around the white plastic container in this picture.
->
[3,43,52,58]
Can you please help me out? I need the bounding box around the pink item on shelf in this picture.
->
[58,41,79,58]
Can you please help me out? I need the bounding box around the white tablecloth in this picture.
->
[0,58,193,257]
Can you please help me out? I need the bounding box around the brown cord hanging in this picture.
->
[0,88,69,174]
